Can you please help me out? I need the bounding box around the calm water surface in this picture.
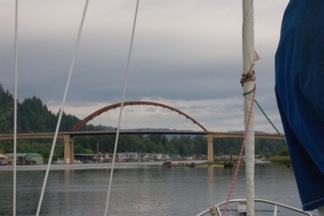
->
[0,162,304,215]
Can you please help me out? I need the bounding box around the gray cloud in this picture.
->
[0,0,288,133]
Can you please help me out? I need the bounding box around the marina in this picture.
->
[0,162,311,216]
[1,0,322,215]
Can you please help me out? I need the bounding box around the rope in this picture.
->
[104,1,140,215]
[221,83,256,216]
[13,1,19,215]
[36,1,89,215]
[254,99,286,142]
[240,70,256,87]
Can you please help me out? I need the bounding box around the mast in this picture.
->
[242,0,256,215]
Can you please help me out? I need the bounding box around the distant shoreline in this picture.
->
[0,161,164,171]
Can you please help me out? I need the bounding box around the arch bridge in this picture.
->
[0,101,284,164]
[72,101,207,132]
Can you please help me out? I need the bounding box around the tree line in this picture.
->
[0,84,287,160]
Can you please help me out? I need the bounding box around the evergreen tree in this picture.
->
[0,85,288,159]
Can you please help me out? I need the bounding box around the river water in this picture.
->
[0,162,307,216]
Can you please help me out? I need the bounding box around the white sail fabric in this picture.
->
[242,0,256,215]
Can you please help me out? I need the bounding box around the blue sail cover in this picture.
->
[275,0,324,211]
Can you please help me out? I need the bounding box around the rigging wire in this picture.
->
[104,1,140,215]
[13,1,19,215]
[254,99,286,142]
[221,84,256,216]
[35,1,90,215]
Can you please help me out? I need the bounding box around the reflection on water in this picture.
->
[0,163,302,216]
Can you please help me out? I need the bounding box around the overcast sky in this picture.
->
[0,0,289,133]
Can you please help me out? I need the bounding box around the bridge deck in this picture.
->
[0,130,283,141]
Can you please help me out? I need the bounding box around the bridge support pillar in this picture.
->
[207,134,214,163]
[63,135,74,164]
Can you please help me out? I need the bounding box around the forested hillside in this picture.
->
[0,85,81,133]
[0,84,287,160]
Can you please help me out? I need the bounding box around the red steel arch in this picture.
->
[71,101,207,132]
